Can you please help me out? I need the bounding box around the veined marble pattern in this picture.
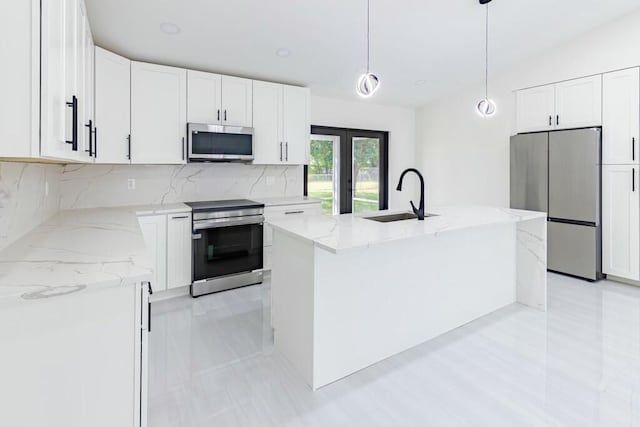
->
[0,162,61,251]
[149,273,640,427]
[59,163,304,209]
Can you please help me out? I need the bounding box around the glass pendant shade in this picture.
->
[357,72,380,98]
[476,98,497,117]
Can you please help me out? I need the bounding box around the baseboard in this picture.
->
[606,274,640,287]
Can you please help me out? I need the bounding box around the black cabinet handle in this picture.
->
[171,215,189,220]
[548,115,552,126]
[285,210,305,215]
[217,109,220,121]
[93,127,98,158]
[556,115,559,126]
[285,142,289,161]
[65,96,78,151]
[224,110,227,121]
[127,134,131,160]
[280,142,283,161]
[84,119,93,156]
[147,282,153,332]
[182,137,185,160]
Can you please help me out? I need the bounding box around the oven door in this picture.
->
[192,218,264,282]
[188,123,254,161]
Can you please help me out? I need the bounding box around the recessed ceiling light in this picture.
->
[415,80,427,86]
[160,22,181,35]
[276,48,291,58]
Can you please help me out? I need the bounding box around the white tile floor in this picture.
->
[149,273,640,427]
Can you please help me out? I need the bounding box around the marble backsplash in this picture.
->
[59,163,304,209]
[0,162,61,250]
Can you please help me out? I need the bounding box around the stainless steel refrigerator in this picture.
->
[510,128,602,281]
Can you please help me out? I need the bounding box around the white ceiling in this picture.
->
[86,0,640,107]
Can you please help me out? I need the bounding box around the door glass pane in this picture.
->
[308,135,340,215]
[352,137,381,213]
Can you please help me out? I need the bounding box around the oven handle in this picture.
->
[193,215,264,231]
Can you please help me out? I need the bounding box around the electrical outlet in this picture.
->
[127,179,136,190]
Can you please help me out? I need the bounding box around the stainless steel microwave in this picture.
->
[187,123,254,162]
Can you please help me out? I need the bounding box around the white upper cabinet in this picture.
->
[602,165,640,281]
[0,0,39,158]
[77,3,94,161]
[221,76,253,127]
[282,85,310,164]
[554,75,602,130]
[187,70,222,124]
[41,0,83,161]
[602,68,640,165]
[515,85,555,133]
[95,47,131,164]
[515,75,602,134]
[253,81,284,164]
[253,82,310,165]
[166,213,192,290]
[131,61,187,164]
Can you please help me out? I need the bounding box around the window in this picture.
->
[305,126,389,215]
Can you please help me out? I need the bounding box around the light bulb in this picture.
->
[476,98,497,118]
[356,72,380,98]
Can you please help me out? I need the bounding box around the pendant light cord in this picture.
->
[366,0,370,72]
[484,3,489,99]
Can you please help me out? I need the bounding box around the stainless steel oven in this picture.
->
[187,200,264,297]
[187,123,254,162]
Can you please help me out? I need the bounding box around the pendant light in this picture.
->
[356,0,380,98]
[476,0,496,118]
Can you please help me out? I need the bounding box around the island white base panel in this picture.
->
[272,220,546,390]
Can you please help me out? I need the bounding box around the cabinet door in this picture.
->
[95,47,131,164]
[77,5,93,162]
[131,62,187,164]
[40,0,81,160]
[167,213,192,289]
[282,85,310,164]
[221,75,253,127]
[515,85,555,133]
[0,0,39,157]
[602,165,640,280]
[138,214,168,292]
[555,75,602,130]
[187,70,222,124]
[602,68,640,165]
[252,81,283,164]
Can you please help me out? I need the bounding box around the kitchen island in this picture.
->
[268,206,547,390]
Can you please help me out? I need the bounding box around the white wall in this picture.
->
[0,162,61,250]
[417,8,640,208]
[311,95,418,210]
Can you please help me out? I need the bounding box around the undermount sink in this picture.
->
[364,212,437,223]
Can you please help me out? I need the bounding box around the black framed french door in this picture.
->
[305,126,389,215]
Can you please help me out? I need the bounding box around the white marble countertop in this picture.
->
[267,205,547,254]
[254,196,322,207]
[0,205,189,307]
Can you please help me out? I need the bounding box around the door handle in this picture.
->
[84,119,93,156]
[182,137,185,161]
[285,210,305,215]
[147,282,153,333]
[66,96,78,151]
[548,115,552,127]
[556,115,559,126]
[127,134,131,161]
[280,142,283,161]
[224,110,227,121]
[171,215,189,220]
[286,142,289,161]
[93,127,98,158]
[217,109,220,121]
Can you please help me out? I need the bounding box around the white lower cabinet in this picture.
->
[138,211,192,293]
[138,214,168,291]
[263,202,322,270]
[167,213,193,289]
[603,165,640,280]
